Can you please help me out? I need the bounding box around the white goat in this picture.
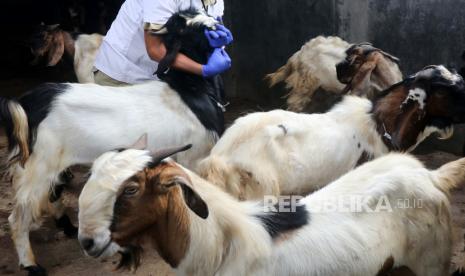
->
[78,143,464,275]
[199,65,465,200]
[31,24,103,83]
[267,36,402,111]
[0,11,222,274]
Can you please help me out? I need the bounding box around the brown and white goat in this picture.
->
[267,36,402,112]
[336,42,403,99]
[198,65,465,200]
[78,143,465,275]
[31,24,103,83]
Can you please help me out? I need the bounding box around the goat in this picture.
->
[78,142,465,275]
[198,65,465,200]
[30,24,103,83]
[0,10,224,275]
[336,42,403,98]
[267,36,402,112]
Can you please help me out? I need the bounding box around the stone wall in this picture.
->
[223,0,465,154]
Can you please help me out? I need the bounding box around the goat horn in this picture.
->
[379,51,400,63]
[357,43,400,63]
[129,133,148,150]
[46,24,60,31]
[151,144,193,164]
[150,27,168,35]
[360,44,379,53]
[144,23,168,35]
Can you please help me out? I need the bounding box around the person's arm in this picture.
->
[144,31,203,75]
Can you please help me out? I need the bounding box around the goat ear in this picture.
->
[390,87,426,150]
[47,31,64,66]
[46,24,60,31]
[391,105,425,150]
[155,41,182,75]
[179,182,209,219]
[129,134,148,150]
[166,175,209,219]
[349,54,379,96]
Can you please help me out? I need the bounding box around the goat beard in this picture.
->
[116,245,143,272]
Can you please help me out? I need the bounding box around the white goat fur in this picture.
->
[73,33,103,83]
[81,152,463,275]
[267,36,349,111]
[8,81,216,267]
[198,95,453,200]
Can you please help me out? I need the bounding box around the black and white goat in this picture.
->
[30,24,103,83]
[199,65,465,200]
[0,10,224,275]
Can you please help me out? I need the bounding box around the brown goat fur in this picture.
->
[372,76,461,151]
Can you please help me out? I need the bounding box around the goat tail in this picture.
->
[0,97,30,167]
[434,157,465,192]
[266,63,291,88]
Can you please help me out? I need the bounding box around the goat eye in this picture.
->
[123,186,139,196]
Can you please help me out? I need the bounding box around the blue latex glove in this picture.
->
[205,24,233,48]
[202,48,232,77]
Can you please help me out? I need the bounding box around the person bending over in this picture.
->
[94,0,232,86]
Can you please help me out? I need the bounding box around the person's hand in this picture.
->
[204,24,233,48]
[202,48,232,77]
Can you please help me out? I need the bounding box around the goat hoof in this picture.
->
[55,215,78,238]
[24,265,47,276]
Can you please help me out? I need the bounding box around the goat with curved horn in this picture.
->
[267,36,402,112]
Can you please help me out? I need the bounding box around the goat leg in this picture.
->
[8,205,46,274]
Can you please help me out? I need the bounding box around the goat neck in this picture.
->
[175,170,272,275]
[328,96,390,158]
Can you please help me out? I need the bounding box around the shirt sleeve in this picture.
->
[142,0,177,31]
[211,0,224,18]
